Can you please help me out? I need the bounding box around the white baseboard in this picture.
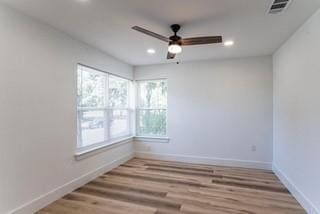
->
[273,164,319,214]
[135,151,272,170]
[9,152,134,214]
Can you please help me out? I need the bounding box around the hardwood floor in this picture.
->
[38,158,305,214]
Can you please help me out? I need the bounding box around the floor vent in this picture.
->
[268,0,292,14]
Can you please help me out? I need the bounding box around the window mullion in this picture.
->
[136,82,140,135]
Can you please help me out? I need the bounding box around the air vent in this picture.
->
[268,0,292,14]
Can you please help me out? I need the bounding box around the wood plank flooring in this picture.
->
[37,158,306,214]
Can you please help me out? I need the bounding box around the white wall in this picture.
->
[0,4,134,214]
[273,8,320,213]
[134,56,273,169]
[4,1,319,213]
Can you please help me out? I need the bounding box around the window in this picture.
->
[108,75,131,139]
[77,65,132,149]
[136,79,167,137]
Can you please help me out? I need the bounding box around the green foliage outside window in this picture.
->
[137,80,167,136]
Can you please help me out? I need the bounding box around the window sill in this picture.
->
[133,136,170,143]
[75,136,133,161]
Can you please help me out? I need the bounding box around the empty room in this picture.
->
[1,0,320,213]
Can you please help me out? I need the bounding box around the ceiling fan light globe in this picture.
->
[168,44,182,54]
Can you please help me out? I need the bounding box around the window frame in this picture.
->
[76,64,133,152]
[135,78,168,138]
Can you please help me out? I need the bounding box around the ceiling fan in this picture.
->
[132,24,223,59]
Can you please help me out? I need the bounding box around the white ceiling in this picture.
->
[2,0,320,65]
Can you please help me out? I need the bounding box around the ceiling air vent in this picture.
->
[268,0,292,14]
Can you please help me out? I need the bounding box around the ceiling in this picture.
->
[2,0,320,66]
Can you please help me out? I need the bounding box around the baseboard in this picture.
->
[135,151,272,170]
[9,152,134,214]
[273,164,319,214]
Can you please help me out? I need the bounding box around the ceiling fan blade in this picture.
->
[181,36,222,46]
[167,52,176,59]
[132,26,169,42]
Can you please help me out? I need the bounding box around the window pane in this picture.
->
[77,65,133,149]
[110,110,130,138]
[109,75,128,108]
[79,110,107,147]
[78,67,106,108]
[138,80,167,108]
[137,109,166,136]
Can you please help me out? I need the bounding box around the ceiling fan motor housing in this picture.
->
[170,24,182,44]
[169,36,182,45]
